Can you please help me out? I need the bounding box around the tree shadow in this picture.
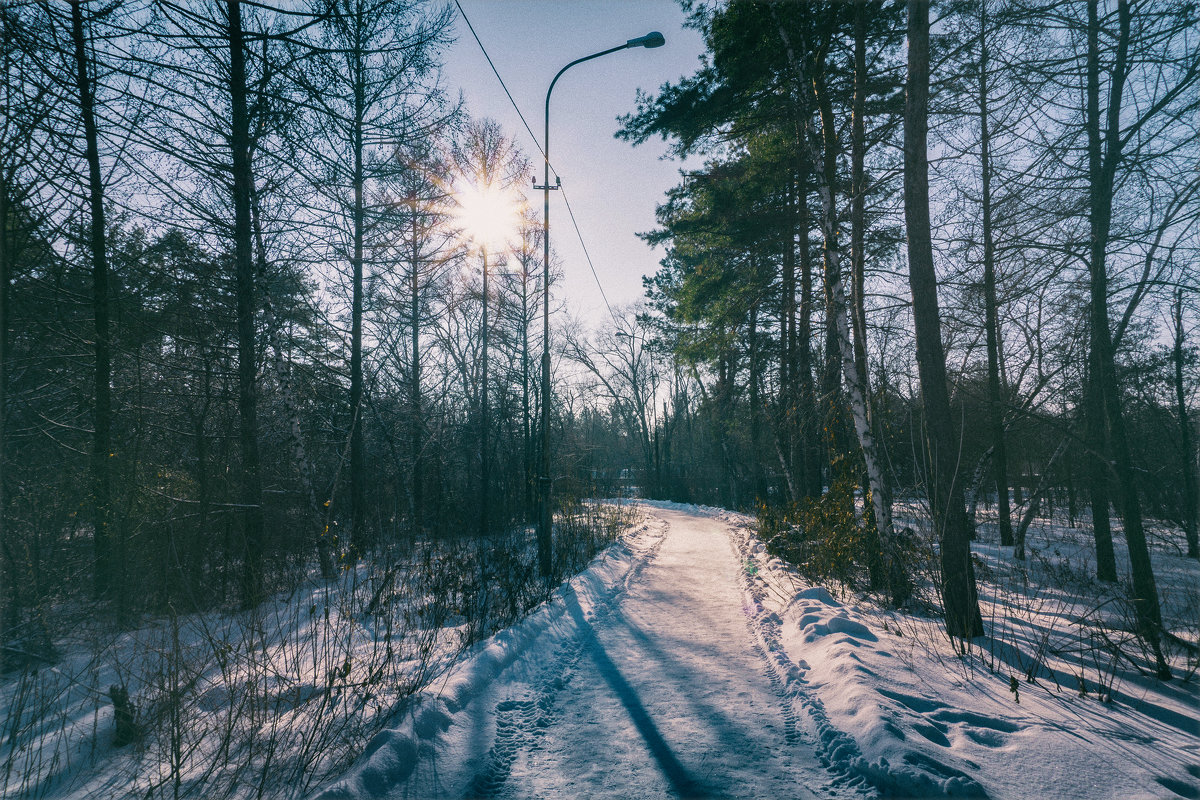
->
[563,590,715,799]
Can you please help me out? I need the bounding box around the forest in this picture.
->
[0,0,1196,798]
[617,0,1198,668]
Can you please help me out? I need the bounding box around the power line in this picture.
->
[452,0,550,170]
[452,0,620,323]
[561,188,619,325]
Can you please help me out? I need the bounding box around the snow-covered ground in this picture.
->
[738,500,1200,800]
[5,501,1195,798]
[0,507,630,800]
[318,501,1198,800]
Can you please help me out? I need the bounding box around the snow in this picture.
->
[5,500,1196,798]
[2,545,484,799]
[319,500,1198,799]
[732,502,1200,800]
[317,503,851,800]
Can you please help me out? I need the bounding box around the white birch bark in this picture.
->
[773,16,905,596]
[966,446,994,527]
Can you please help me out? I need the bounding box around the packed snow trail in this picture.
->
[319,504,858,800]
[476,505,834,799]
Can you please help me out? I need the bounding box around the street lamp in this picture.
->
[537,31,665,576]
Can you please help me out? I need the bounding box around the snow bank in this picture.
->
[722,501,1200,800]
[309,500,1197,800]
[311,511,667,800]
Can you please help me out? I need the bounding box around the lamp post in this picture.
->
[480,243,490,537]
[537,31,665,576]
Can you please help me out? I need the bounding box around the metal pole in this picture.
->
[481,245,489,538]
[538,84,554,576]
[538,33,665,578]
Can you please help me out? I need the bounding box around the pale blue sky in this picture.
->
[442,0,707,327]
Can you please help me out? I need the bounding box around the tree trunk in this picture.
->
[1082,1,1118,581]
[1086,352,1117,578]
[1014,438,1067,560]
[797,171,821,499]
[1066,446,1078,527]
[821,243,844,478]
[1174,290,1198,559]
[410,194,423,531]
[966,446,992,531]
[904,0,983,638]
[850,0,871,421]
[978,0,1014,547]
[774,12,910,606]
[191,354,213,596]
[749,302,765,502]
[852,0,886,588]
[228,0,265,609]
[1086,0,1168,677]
[777,33,821,502]
[0,173,13,665]
[521,248,532,521]
[71,2,116,600]
[68,0,120,599]
[780,176,798,502]
[480,248,490,536]
[251,191,332,578]
[349,48,367,557]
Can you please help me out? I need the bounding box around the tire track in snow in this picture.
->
[728,522,811,751]
[722,510,990,798]
[462,696,550,798]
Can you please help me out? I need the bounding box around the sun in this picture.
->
[456,178,522,252]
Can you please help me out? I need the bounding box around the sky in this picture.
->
[441,0,708,329]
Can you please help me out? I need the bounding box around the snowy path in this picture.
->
[318,501,1200,800]
[321,504,859,800]
[471,506,834,799]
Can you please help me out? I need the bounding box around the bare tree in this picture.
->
[1172,289,1198,559]
[297,0,453,556]
[564,305,661,482]
[450,118,529,535]
[975,0,1015,548]
[146,0,328,605]
[374,139,457,529]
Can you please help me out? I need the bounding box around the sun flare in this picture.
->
[456,179,521,251]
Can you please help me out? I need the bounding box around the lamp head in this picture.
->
[627,31,665,49]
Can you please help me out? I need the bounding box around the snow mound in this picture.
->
[792,586,842,607]
[730,502,1200,800]
[312,509,669,799]
[786,594,986,797]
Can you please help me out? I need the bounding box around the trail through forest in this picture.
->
[462,506,837,799]
[321,502,1198,800]
[321,504,863,799]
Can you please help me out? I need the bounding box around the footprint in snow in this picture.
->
[911,721,951,748]
[877,687,946,714]
[928,708,1022,734]
[883,695,1021,749]
[826,615,876,641]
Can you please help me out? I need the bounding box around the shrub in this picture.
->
[758,476,875,590]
